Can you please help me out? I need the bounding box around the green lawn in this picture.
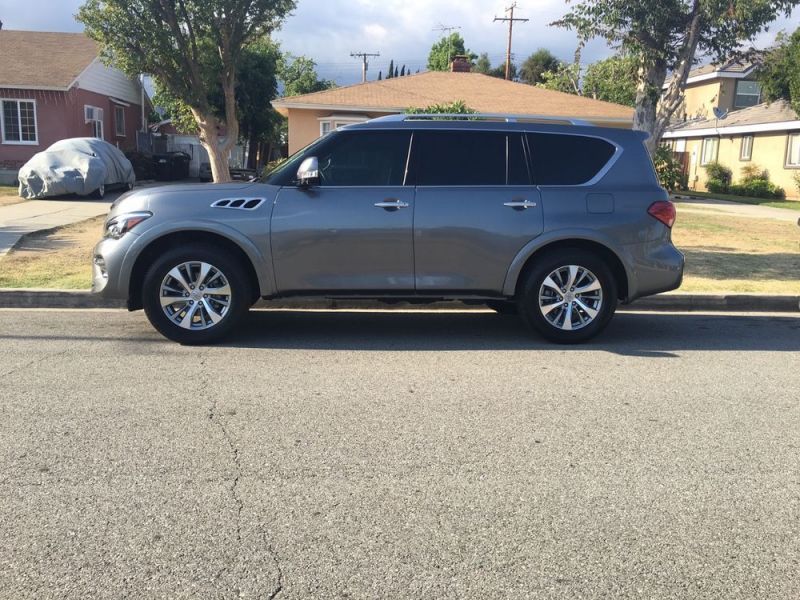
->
[675,190,800,211]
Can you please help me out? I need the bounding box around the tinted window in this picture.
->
[317,131,411,186]
[527,133,616,185]
[414,131,506,186]
[508,134,530,185]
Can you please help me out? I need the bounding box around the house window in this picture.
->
[734,81,761,109]
[114,105,126,137]
[320,121,332,136]
[318,116,368,138]
[740,135,753,161]
[85,105,104,140]
[1,99,38,144]
[700,137,719,165]
[786,133,800,168]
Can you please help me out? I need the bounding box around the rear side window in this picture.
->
[527,133,616,185]
[414,131,506,186]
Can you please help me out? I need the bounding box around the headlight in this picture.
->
[103,211,152,239]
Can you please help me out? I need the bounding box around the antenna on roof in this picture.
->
[433,23,461,65]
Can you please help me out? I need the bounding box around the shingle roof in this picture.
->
[0,30,99,89]
[687,58,757,79]
[667,99,798,132]
[273,71,634,122]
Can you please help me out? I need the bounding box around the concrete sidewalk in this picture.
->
[672,195,800,224]
[0,198,111,257]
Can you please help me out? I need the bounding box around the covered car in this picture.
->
[18,138,135,199]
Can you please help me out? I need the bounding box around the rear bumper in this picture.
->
[625,241,685,302]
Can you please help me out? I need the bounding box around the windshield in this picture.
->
[262,134,333,186]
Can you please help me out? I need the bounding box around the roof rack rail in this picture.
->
[369,113,594,126]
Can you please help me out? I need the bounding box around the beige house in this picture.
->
[273,60,634,154]
[663,60,800,199]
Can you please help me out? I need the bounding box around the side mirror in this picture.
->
[296,156,319,187]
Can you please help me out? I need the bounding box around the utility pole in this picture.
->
[493,3,528,80]
[350,51,380,83]
[433,24,461,67]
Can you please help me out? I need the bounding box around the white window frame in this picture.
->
[786,133,800,168]
[733,80,762,109]
[85,105,104,140]
[317,115,368,138]
[739,135,753,161]
[114,105,126,137]
[1,98,39,145]
[700,137,719,165]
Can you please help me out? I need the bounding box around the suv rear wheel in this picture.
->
[142,245,251,344]
[518,249,617,343]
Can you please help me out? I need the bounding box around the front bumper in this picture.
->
[91,233,139,300]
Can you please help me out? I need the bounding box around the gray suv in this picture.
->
[92,114,683,344]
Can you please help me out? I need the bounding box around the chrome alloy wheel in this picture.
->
[159,261,232,330]
[538,265,603,331]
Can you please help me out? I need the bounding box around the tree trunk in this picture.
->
[192,109,232,183]
[247,135,258,170]
[633,59,668,155]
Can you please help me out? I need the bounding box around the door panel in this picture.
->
[413,186,543,292]
[271,186,414,292]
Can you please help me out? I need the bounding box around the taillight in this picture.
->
[648,201,676,228]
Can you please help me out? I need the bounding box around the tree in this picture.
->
[394,66,399,78]
[519,49,562,85]
[554,0,800,153]
[489,62,517,80]
[78,0,295,182]
[583,54,638,107]
[427,33,477,71]
[475,52,493,74]
[280,55,335,97]
[538,62,581,95]
[757,28,800,113]
[400,65,406,77]
[378,71,383,81]
[387,59,395,79]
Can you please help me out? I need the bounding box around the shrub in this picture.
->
[703,161,732,191]
[793,172,800,197]
[652,146,687,191]
[730,179,785,199]
[706,178,729,194]
[740,164,768,183]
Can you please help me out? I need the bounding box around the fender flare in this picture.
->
[118,220,275,297]
[501,229,636,299]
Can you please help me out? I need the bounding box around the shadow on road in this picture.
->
[209,310,800,357]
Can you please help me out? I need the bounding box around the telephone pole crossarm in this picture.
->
[350,51,381,83]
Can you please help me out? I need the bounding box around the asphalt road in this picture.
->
[1,308,799,599]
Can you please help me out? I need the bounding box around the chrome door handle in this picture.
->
[503,200,538,210]
[374,199,409,210]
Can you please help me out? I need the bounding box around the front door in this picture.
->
[271,130,414,293]
[411,130,543,293]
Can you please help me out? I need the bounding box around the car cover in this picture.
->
[18,138,135,199]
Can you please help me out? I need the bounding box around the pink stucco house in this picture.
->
[0,30,147,183]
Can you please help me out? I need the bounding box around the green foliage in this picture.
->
[583,54,638,106]
[427,33,477,71]
[520,49,562,85]
[757,28,800,114]
[740,164,768,182]
[794,171,800,196]
[280,55,336,97]
[475,53,493,74]
[704,161,733,193]
[405,100,477,115]
[730,165,785,198]
[387,59,395,79]
[653,146,687,191]
[538,62,581,95]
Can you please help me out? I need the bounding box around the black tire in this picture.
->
[518,249,617,344]
[142,244,251,344]
[485,300,518,315]
[93,184,105,199]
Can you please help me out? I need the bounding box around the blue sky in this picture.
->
[1,0,797,86]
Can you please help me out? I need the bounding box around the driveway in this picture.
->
[1,308,799,599]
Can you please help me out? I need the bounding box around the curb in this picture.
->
[0,289,798,313]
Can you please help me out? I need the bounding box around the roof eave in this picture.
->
[0,84,71,91]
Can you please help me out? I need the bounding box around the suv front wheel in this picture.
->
[518,250,617,343]
[142,245,251,344]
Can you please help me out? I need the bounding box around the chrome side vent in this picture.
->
[211,197,266,210]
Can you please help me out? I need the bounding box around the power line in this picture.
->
[493,2,528,80]
[350,51,380,83]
